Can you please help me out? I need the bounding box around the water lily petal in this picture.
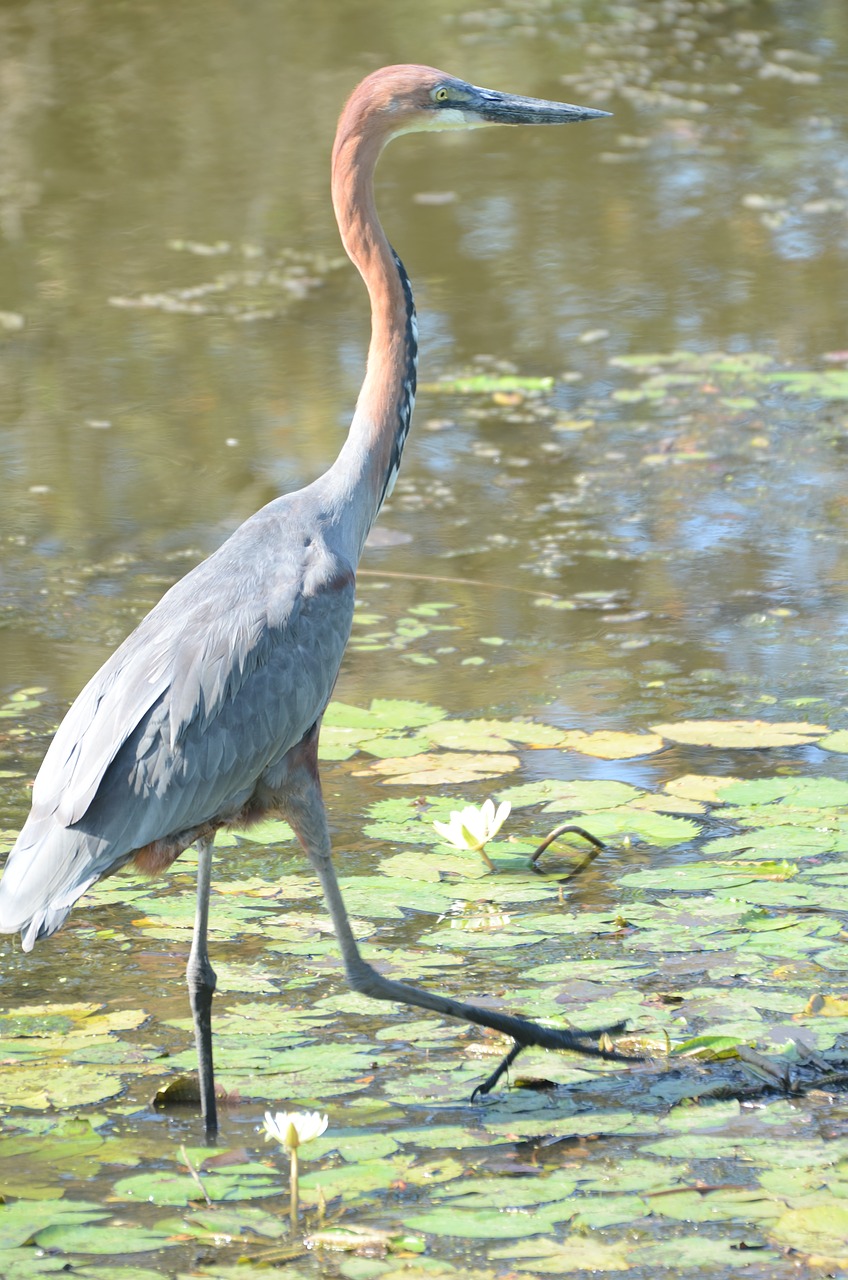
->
[493,800,511,835]
[433,817,466,848]
[459,822,484,850]
[459,805,487,844]
[263,1109,329,1150]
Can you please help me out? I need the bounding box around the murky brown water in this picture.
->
[2,0,846,704]
[1,1,848,1275]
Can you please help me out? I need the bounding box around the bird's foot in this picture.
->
[472,1041,525,1100]
[470,1018,634,1101]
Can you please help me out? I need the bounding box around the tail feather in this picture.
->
[0,814,114,950]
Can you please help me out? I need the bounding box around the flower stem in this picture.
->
[290,1147,299,1229]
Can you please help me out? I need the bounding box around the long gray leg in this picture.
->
[283,775,630,1087]
[187,837,217,1140]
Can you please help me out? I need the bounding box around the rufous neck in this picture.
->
[325,117,418,558]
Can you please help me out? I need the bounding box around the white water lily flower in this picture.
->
[433,798,511,852]
[263,1109,328,1151]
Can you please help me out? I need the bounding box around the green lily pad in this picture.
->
[631,1237,779,1270]
[648,1187,782,1223]
[112,1163,279,1205]
[0,1264,129,1280]
[490,1234,630,1271]
[0,1201,107,1249]
[298,1155,463,1203]
[215,817,294,846]
[420,374,554,393]
[75,1271,165,1280]
[165,1204,289,1240]
[324,699,447,730]
[33,1222,179,1254]
[404,1204,568,1238]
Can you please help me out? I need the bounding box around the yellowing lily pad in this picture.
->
[424,720,515,753]
[353,751,520,785]
[0,1003,147,1038]
[0,1065,125,1110]
[630,794,706,816]
[663,774,743,803]
[558,729,666,759]
[802,993,848,1017]
[650,719,827,749]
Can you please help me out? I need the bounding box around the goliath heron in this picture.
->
[0,66,616,1138]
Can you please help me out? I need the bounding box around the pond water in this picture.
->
[1,1,848,1277]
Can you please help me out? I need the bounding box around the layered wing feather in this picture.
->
[0,497,356,948]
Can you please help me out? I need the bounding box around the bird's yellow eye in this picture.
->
[434,86,450,102]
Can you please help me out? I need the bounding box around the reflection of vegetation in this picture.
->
[612,350,848,403]
[110,245,347,322]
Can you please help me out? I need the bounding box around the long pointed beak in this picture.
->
[469,85,611,125]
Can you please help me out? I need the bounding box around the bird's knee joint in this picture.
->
[187,957,217,994]
[347,961,382,998]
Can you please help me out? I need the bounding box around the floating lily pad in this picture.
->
[0,1200,108,1250]
[214,817,294,847]
[112,1162,279,1205]
[490,1235,630,1272]
[298,1155,463,1204]
[558,729,666,759]
[664,774,742,803]
[0,1065,125,1110]
[420,375,554,394]
[631,1237,780,1270]
[355,751,520,785]
[650,719,826,748]
[33,1223,179,1255]
[324,699,447,730]
[0,1118,135,1201]
[424,721,515,753]
[648,1186,783,1224]
[404,1204,568,1239]
[76,1270,166,1280]
[802,992,848,1017]
[168,1204,289,1240]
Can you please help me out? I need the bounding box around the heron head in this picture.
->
[336,64,610,152]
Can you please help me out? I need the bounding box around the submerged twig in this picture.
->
[179,1143,212,1206]
[530,823,606,876]
[736,1045,794,1089]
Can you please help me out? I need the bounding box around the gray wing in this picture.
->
[0,501,356,946]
